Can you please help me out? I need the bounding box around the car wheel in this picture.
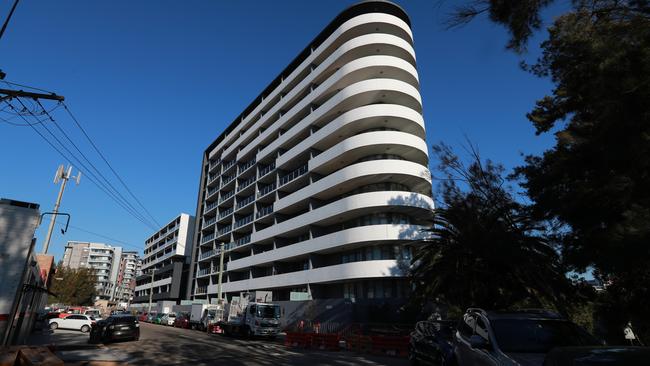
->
[81,325,90,333]
[49,322,58,330]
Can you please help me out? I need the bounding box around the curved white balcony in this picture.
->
[234,47,420,161]
[208,12,414,159]
[216,260,405,293]
[276,160,431,212]
[228,224,426,271]
[252,191,433,244]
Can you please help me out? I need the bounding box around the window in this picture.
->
[249,305,256,315]
[476,317,489,340]
[458,314,475,339]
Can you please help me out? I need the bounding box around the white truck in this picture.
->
[188,304,221,331]
[218,292,281,338]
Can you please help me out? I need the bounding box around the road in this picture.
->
[103,322,409,366]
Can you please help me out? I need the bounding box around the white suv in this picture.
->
[49,314,95,333]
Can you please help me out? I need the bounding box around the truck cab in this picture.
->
[242,302,281,337]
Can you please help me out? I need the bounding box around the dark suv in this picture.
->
[90,314,140,343]
[453,308,600,366]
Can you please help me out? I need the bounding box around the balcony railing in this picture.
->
[234,214,254,228]
[205,201,218,213]
[239,158,256,173]
[236,195,255,210]
[219,190,234,203]
[200,250,215,260]
[207,186,219,197]
[258,162,276,178]
[197,268,211,276]
[195,286,208,294]
[217,225,232,236]
[202,233,215,244]
[218,207,234,219]
[256,205,273,219]
[237,177,256,192]
[208,158,221,171]
[234,235,251,248]
[279,164,308,187]
[203,217,216,228]
[223,160,236,172]
[221,175,235,187]
[257,183,276,198]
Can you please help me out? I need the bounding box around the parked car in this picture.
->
[137,313,148,322]
[153,313,166,324]
[84,308,102,320]
[173,313,190,329]
[165,312,176,326]
[453,308,601,366]
[146,312,157,322]
[409,320,456,365]
[89,314,140,343]
[49,314,95,333]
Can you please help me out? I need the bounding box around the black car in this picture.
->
[409,320,457,365]
[89,314,140,343]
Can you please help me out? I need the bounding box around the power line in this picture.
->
[4,99,158,231]
[14,98,156,230]
[34,98,158,230]
[62,103,161,228]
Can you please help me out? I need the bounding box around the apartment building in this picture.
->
[133,214,194,303]
[115,251,142,304]
[62,241,123,300]
[188,1,433,303]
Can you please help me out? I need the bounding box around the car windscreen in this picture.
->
[491,319,599,353]
[113,316,137,324]
[256,305,280,319]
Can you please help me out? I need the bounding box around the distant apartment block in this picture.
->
[133,214,195,303]
[62,241,123,300]
[188,1,432,303]
[115,251,142,304]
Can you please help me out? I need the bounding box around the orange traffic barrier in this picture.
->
[310,333,340,351]
[285,332,312,348]
[345,334,372,353]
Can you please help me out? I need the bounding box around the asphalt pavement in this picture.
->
[102,322,409,366]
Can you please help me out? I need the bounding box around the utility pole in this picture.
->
[217,243,225,303]
[147,268,156,314]
[42,165,81,254]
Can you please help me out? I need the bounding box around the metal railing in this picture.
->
[258,161,276,178]
[233,235,251,248]
[221,175,235,187]
[279,164,308,186]
[217,225,232,236]
[203,217,216,228]
[236,195,255,209]
[197,268,211,276]
[257,183,276,198]
[205,201,218,212]
[237,177,256,192]
[219,190,234,203]
[256,205,273,219]
[239,158,256,173]
[218,207,234,219]
[234,214,254,228]
[202,233,215,243]
[207,186,219,197]
[195,286,208,294]
[200,250,215,259]
[208,159,221,171]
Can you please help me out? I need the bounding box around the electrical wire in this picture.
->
[4,99,158,231]
[62,102,161,228]
[34,98,159,230]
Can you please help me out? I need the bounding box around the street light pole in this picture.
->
[147,268,156,314]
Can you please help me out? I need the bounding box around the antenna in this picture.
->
[53,164,63,184]
[75,171,82,185]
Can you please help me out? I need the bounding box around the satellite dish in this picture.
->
[53,165,64,184]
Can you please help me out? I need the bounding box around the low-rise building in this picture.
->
[133,213,195,305]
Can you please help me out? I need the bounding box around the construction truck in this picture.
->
[217,291,281,338]
[189,304,222,331]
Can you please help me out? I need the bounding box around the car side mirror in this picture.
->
[469,335,489,349]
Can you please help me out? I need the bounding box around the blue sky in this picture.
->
[0,0,560,261]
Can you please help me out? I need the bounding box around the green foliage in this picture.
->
[49,263,97,306]
[411,143,574,312]
[452,0,650,343]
